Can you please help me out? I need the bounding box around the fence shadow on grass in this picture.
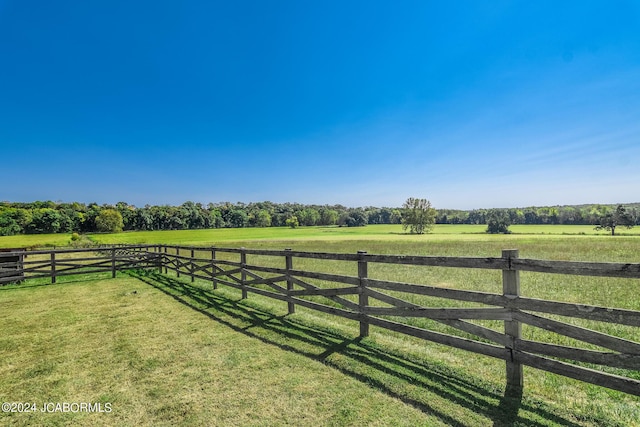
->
[129,270,589,427]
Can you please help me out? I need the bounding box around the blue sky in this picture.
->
[1,1,639,209]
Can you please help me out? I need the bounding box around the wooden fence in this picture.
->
[2,244,639,398]
[0,245,160,284]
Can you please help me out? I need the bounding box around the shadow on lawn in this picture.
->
[129,270,587,427]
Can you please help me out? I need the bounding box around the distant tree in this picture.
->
[81,203,102,232]
[595,205,634,236]
[133,207,153,230]
[319,208,339,226]
[285,216,299,228]
[337,212,350,226]
[390,209,403,224]
[26,208,62,234]
[115,202,137,230]
[467,209,486,225]
[95,209,124,233]
[0,213,21,236]
[207,208,225,228]
[486,210,511,234]
[0,208,32,235]
[401,198,436,234]
[298,208,320,226]
[228,209,248,228]
[181,201,206,229]
[345,210,368,227]
[255,210,272,227]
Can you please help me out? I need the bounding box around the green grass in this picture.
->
[1,225,639,425]
[3,272,636,426]
[2,224,639,250]
[0,275,438,426]
[0,233,76,249]
[84,224,640,246]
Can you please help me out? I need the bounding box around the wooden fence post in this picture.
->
[190,248,195,282]
[285,248,295,314]
[111,247,117,278]
[51,252,56,284]
[358,250,369,337]
[157,245,162,273]
[163,246,168,274]
[211,248,217,290]
[502,249,523,397]
[240,248,247,299]
[176,248,180,278]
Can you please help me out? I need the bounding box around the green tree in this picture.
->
[595,205,634,236]
[95,209,124,233]
[255,210,272,227]
[27,208,62,234]
[298,208,320,226]
[208,208,225,228]
[345,210,368,227]
[228,209,248,228]
[486,210,511,234]
[0,208,32,235]
[390,209,402,224]
[401,198,436,234]
[285,216,299,228]
[319,208,339,226]
[0,214,21,236]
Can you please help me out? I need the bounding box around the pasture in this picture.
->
[2,224,640,250]
[1,224,639,426]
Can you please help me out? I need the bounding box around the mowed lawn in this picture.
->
[4,272,636,427]
[0,276,440,426]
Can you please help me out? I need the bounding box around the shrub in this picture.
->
[285,216,299,229]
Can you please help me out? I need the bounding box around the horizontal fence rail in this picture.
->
[2,244,639,398]
[0,245,161,284]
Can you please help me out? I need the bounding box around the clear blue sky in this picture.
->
[1,1,639,209]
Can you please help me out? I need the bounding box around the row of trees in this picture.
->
[437,204,640,226]
[1,200,638,236]
[483,204,637,235]
[0,201,402,235]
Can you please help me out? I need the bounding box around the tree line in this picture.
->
[437,204,640,227]
[0,200,638,236]
[0,201,401,235]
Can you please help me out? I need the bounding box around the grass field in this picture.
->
[2,224,639,250]
[0,275,435,426]
[1,225,639,426]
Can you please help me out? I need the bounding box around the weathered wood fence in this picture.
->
[2,244,639,397]
[0,245,159,284]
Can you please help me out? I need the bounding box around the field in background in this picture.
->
[2,224,640,250]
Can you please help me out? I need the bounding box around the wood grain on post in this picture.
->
[285,248,295,314]
[190,249,195,282]
[111,248,117,279]
[212,248,218,289]
[358,251,369,337]
[163,246,168,274]
[241,248,247,299]
[176,248,180,278]
[502,249,523,397]
[51,252,56,284]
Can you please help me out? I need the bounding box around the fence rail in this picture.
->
[2,244,639,397]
